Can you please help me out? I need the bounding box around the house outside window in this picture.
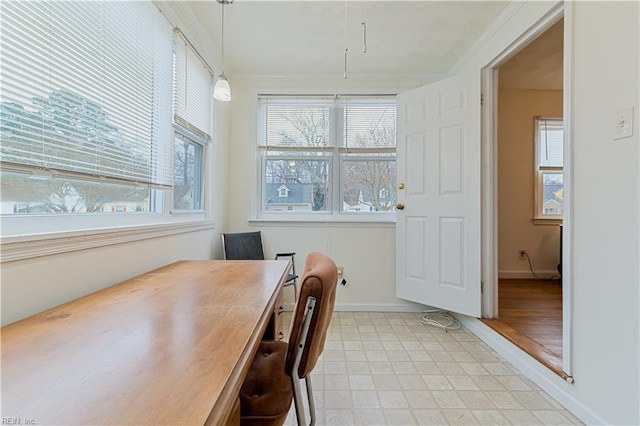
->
[277,185,290,198]
[534,117,564,223]
[257,95,396,219]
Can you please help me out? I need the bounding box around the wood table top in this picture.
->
[1,260,290,425]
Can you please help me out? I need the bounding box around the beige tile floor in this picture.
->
[282,311,582,425]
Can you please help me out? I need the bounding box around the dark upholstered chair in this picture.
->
[221,231,298,296]
[239,252,338,426]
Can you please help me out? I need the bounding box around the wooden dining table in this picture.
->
[1,259,290,425]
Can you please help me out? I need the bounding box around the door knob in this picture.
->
[396,203,405,210]
[398,183,405,190]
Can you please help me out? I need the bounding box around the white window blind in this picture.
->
[537,117,564,168]
[259,97,332,150]
[0,1,174,187]
[173,29,213,142]
[342,99,396,151]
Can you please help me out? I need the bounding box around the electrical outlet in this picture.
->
[519,249,527,260]
[337,266,344,277]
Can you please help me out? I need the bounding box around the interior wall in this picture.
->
[459,1,639,424]
[570,1,639,423]
[226,77,428,309]
[498,88,563,278]
[1,229,216,325]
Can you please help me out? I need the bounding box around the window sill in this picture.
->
[249,214,396,228]
[532,217,563,226]
[0,219,215,263]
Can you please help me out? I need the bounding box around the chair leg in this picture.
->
[305,376,316,426]
[292,374,306,426]
[291,375,316,426]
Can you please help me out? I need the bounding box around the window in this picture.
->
[172,30,212,212]
[534,117,564,222]
[257,95,396,218]
[0,1,173,217]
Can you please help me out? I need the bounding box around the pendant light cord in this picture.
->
[344,0,348,79]
[362,0,367,53]
[221,3,225,71]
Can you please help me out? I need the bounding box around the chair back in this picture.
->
[221,231,265,260]
[285,252,338,379]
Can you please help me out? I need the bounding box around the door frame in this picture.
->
[480,2,573,376]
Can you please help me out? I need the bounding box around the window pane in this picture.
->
[542,172,563,216]
[173,134,203,211]
[1,170,151,214]
[343,159,397,212]
[264,158,329,212]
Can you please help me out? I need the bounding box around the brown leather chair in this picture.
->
[239,251,338,426]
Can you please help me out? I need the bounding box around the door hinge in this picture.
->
[481,281,485,293]
[480,94,484,106]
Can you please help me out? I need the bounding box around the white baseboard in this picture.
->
[455,314,607,426]
[499,270,560,279]
[283,301,426,312]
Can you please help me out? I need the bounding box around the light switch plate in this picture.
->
[614,107,634,140]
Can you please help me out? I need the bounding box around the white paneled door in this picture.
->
[396,73,481,318]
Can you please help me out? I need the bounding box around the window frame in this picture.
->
[533,116,564,224]
[255,94,397,223]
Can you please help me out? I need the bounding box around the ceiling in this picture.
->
[179,1,512,79]
[499,19,563,90]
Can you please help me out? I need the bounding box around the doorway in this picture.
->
[482,17,568,377]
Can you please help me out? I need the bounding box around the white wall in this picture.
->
[1,230,215,324]
[570,1,639,423]
[461,1,639,424]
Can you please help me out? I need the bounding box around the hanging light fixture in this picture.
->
[213,0,233,102]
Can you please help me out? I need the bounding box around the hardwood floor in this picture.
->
[482,279,564,377]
